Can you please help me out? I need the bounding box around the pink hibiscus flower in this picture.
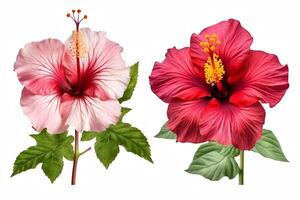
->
[149,19,288,150]
[14,10,130,134]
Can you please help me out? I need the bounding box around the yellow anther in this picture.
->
[204,54,225,85]
[199,33,220,55]
[204,48,210,53]
[69,30,87,58]
[199,33,225,85]
[200,41,206,47]
[209,38,215,43]
[209,36,216,43]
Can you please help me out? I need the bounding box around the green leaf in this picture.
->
[42,159,63,183]
[63,142,74,161]
[252,129,288,162]
[81,131,97,141]
[109,123,153,163]
[119,107,131,122]
[11,130,74,183]
[119,62,139,103]
[220,145,240,157]
[94,122,153,168]
[12,146,49,176]
[186,142,240,181]
[95,133,120,169]
[155,123,176,139]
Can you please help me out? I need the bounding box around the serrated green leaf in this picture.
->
[186,142,240,181]
[119,62,138,103]
[93,121,152,167]
[63,143,74,161]
[95,133,120,169]
[42,158,63,183]
[81,131,97,141]
[12,130,74,183]
[11,146,50,177]
[155,123,176,139]
[252,129,288,162]
[108,123,153,163]
[96,123,153,163]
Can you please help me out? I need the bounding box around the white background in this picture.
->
[0,0,299,199]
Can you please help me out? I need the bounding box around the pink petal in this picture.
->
[20,88,68,133]
[65,28,130,100]
[230,50,289,108]
[149,47,210,103]
[190,19,253,83]
[14,39,72,95]
[60,94,121,132]
[167,99,265,150]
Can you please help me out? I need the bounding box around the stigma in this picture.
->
[200,34,225,86]
[66,9,88,58]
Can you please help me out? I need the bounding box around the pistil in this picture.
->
[67,9,88,95]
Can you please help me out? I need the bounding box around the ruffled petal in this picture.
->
[167,99,212,143]
[200,101,266,150]
[167,98,265,150]
[14,39,72,95]
[65,28,130,100]
[149,47,210,103]
[60,94,121,132]
[230,50,289,107]
[20,88,68,133]
[190,19,253,83]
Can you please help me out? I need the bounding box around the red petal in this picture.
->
[201,102,266,150]
[230,50,289,107]
[167,99,212,143]
[149,47,210,103]
[167,99,265,150]
[190,19,253,81]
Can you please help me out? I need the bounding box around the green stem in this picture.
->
[71,131,92,185]
[239,150,244,185]
[71,130,80,185]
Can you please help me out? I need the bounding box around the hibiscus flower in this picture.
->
[14,10,130,134]
[149,19,288,150]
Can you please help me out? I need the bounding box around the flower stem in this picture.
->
[239,150,244,185]
[71,131,92,185]
[71,130,80,185]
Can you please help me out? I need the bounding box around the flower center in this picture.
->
[66,9,88,95]
[200,34,225,86]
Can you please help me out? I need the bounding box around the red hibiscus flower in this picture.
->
[149,19,288,150]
